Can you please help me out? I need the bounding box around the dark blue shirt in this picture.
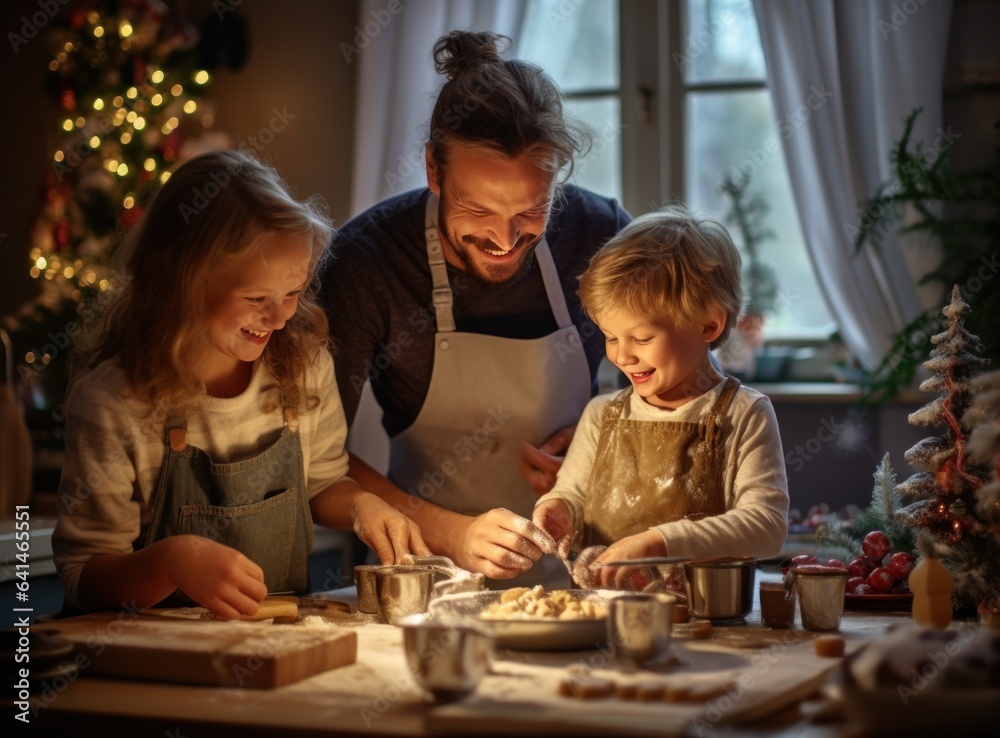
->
[320,186,631,436]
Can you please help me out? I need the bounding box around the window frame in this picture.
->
[617,0,835,345]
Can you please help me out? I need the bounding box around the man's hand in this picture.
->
[351,491,432,564]
[451,508,556,579]
[532,499,573,559]
[518,425,576,495]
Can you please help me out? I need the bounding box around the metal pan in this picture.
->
[427,589,613,651]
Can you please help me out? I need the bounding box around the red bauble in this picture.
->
[848,557,875,579]
[886,552,915,580]
[865,567,896,593]
[935,467,954,490]
[119,204,145,231]
[861,531,891,561]
[60,87,76,111]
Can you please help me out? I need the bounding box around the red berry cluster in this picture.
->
[784,532,915,595]
[844,531,914,595]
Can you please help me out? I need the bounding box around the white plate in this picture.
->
[427,589,613,651]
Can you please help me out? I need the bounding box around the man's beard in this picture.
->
[446,230,540,286]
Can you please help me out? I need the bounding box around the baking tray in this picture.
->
[427,589,613,651]
[844,592,914,609]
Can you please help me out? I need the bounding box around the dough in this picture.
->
[814,635,845,658]
[481,586,607,620]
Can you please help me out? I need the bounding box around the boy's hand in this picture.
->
[532,499,573,558]
[352,491,431,564]
[571,545,607,589]
[588,530,668,589]
[518,425,575,495]
[167,535,268,620]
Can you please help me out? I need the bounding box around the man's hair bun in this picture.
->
[433,30,511,80]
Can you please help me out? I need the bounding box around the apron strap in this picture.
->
[535,239,573,329]
[601,387,632,428]
[424,193,457,333]
[164,418,187,452]
[423,192,573,332]
[705,375,741,446]
[168,428,187,452]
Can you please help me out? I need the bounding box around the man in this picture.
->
[321,30,630,585]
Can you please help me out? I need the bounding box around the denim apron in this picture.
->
[143,403,313,595]
[387,194,593,588]
[582,376,741,547]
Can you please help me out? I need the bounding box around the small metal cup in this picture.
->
[683,557,757,621]
[354,564,382,614]
[375,566,437,625]
[401,616,494,701]
[794,568,848,631]
[607,593,675,668]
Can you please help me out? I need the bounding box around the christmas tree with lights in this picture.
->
[897,285,999,616]
[2,0,246,448]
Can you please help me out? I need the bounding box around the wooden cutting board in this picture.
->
[33,609,357,689]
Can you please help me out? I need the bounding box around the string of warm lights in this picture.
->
[18,3,220,371]
[38,8,211,279]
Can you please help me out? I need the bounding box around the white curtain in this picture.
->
[347,0,527,470]
[351,0,528,214]
[753,0,954,370]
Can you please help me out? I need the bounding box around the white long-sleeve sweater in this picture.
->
[536,378,789,559]
[52,350,353,610]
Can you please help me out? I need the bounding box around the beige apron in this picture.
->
[582,376,741,547]
[388,194,592,587]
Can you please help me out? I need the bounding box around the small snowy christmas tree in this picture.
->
[898,285,997,615]
[817,453,915,557]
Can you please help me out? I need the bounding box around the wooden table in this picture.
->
[23,585,954,737]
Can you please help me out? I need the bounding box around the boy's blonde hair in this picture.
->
[75,149,334,414]
[579,206,742,349]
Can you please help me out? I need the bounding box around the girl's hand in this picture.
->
[532,499,573,558]
[166,535,268,620]
[352,491,431,564]
[589,530,668,589]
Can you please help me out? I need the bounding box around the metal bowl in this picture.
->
[428,589,612,651]
[683,557,757,621]
[400,615,494,701]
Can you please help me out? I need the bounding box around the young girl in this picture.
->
[52,150,429,619]
[532,207,789,589]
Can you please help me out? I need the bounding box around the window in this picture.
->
[517,0,623,203]
[517,0,835,340]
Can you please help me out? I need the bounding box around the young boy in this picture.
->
[532,206,789,589]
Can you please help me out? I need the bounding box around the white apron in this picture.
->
[388,194,592,587]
